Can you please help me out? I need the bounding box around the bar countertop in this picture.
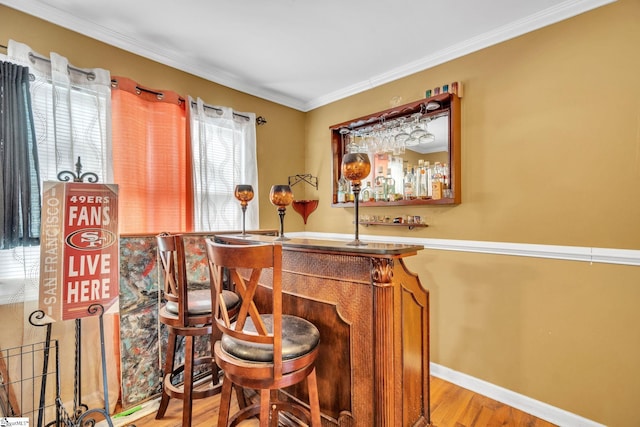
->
[215,233,424,258]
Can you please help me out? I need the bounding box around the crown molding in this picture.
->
[2,0,617,112]
[303,0,617,111]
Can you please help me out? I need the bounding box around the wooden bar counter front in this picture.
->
[216,235,430,427]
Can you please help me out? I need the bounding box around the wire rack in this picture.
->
[1,306,114,427]
[0,339,59,427]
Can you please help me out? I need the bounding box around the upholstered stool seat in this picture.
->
[164,289,239,317]
[221,314,320,362]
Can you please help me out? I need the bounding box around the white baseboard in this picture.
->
[430,363,606,427]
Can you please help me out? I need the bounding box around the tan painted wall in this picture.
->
[304,1,640,426]
[2,1,639,425]
[307,1,640,248]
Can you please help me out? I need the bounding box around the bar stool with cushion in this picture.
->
[155,232,240,426]
[205,238,322,427]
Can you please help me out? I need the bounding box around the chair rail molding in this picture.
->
[292,232,640,266]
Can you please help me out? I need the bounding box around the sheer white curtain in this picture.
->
[3,39,113,315]
[2,40,117,415]
[189,96,259,231]
[8,40,113,183]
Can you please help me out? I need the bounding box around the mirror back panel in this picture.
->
[330,92,461,206]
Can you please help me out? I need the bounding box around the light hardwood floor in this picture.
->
[118,376,557,427]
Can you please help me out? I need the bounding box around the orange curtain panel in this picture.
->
[111,77,192,234]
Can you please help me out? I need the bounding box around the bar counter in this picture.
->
[216,234,431,427]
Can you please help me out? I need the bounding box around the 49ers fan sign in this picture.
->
[39,182,119,321]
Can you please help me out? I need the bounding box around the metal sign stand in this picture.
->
[30,305,114,427]
[27,157,114,426]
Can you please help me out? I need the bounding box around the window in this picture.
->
[190,98,259,232]
[1,42,112,303]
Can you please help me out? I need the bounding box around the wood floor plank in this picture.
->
[122,376,557,427]
[436,386,474,425]
[456,393,489,426]
[473,406,496,427]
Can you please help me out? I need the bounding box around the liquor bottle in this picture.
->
[360,181,374,202]
[403,166,415,199]
[374,166,387,201]
[337,174,348,203]
[433,162,443,183]
[413,165,420,197]
[416,160,426,199]
[347,184,355,202]
[442,163,451,198]
[385,168,396,201]
[431,162,443,200]
[425,161,433,198]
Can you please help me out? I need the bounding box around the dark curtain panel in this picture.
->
[0,60,40,249]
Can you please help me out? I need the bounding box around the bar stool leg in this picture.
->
[156,331,177,419]
[307,368,321,426]
[182,335,195,427]
[259,389,270,427]
[217,376,233,427]
[235,386,246,409]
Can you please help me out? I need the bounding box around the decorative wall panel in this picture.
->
[118,234,214,408]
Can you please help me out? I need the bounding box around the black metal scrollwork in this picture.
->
[57,156,99,183]
[29,309,51,327]
[87,303,105,317]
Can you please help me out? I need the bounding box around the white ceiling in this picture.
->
[3,0,614,111]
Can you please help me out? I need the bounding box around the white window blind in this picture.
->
[190,97,259,232]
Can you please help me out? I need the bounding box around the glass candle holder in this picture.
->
[269,184,294,241]
[341,152,371,246]
[234,184,254,236]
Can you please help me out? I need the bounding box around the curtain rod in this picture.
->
[190,100,267,125]
[111,83,267,126]
[190,100,249,121]
[16,47,268,126]
[27,50,96,79]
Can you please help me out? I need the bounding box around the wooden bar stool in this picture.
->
[155,232,240,426]
[205,238,322,427]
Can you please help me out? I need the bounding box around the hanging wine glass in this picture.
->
[341,152,371,246]
[361,126,375,153]
[419,116,435,144]
[409,113,427,144]
[269,184,294,241]
[234,184,254,237]
[341,127,359,154]
[370,122,384,154]
[394,117,411,148]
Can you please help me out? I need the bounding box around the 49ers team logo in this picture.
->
[66,228,117,250]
